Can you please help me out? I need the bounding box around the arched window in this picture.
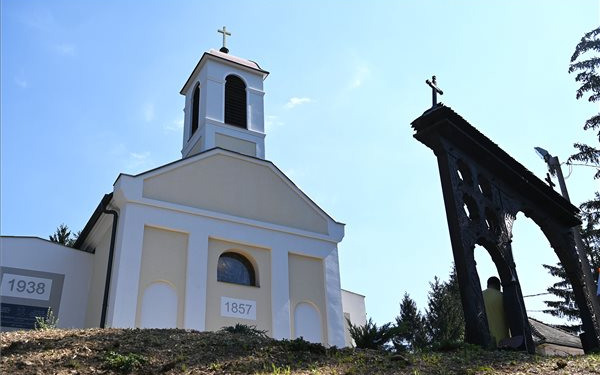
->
[190,84,200,138]
[217,252,256,286]
[224,75,247,128]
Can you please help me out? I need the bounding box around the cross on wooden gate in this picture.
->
[426,75,444,107]
[545,172,556,188]
[218,26,231,53]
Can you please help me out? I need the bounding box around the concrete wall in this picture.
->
[0,237,93,330]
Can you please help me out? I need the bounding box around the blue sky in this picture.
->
[2,0,598,327]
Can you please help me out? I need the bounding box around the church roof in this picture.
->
[529,318,583,349]
[180,49,269,94]
[73,193,113,250]
[207,49,266,72]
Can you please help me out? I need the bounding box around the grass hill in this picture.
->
[1,328,599,374]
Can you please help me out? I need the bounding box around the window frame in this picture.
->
[217,251,257,287]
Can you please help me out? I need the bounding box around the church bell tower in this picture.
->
[180,27,269,159]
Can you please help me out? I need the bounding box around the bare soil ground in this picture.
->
[1,328,599,374]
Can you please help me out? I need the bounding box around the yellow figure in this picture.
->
[482,276,509,346]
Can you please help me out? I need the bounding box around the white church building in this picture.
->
[1,41,366,347]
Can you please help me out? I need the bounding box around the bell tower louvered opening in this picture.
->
[224,75,247,128]
[190,84,200,139]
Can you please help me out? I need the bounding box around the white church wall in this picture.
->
[135,226,188,328]
[106,162,346,346]
[0,237,93,330]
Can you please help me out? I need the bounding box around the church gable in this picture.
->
[141,152,330,234]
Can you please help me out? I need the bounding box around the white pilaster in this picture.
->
[106,204,145,328]
[184,231,209,330]
[271,246,291,339]
[324,247,345,347]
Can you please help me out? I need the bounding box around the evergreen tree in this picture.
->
[446,265,466,333]
[543,26,600,330]
[543,196,600,332]
[567,26,600,176]
[49,224,79,247]
[393,292,427,352]
[425,273,465,346]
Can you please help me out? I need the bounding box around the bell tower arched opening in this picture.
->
[224,75,247,129]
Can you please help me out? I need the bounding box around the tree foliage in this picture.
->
[49,224,79,248]
[393,266,466,351]
[542,203,600,333]
[393,292,427,352]
[568,26,600,178]
[425,273,465,346]
[543,26,600,330]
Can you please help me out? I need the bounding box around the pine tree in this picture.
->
[543,26,600,330]
[49,224,79,247]
[425,273,465,346]
[567,26,600,176]
[393,292,427,352]
[446,265,466,334]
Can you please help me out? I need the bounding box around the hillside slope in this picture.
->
[1,328,599,374]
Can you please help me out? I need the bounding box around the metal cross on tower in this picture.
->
[218,26,231,53]
[426,75,444,107]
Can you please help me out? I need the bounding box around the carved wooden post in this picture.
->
[412,104,600,353]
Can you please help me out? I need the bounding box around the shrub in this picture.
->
[219,323,267,337]
[348,318,396,350]
[34,308,59,330]
[103,351,146,374]
[283,337,326,354]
